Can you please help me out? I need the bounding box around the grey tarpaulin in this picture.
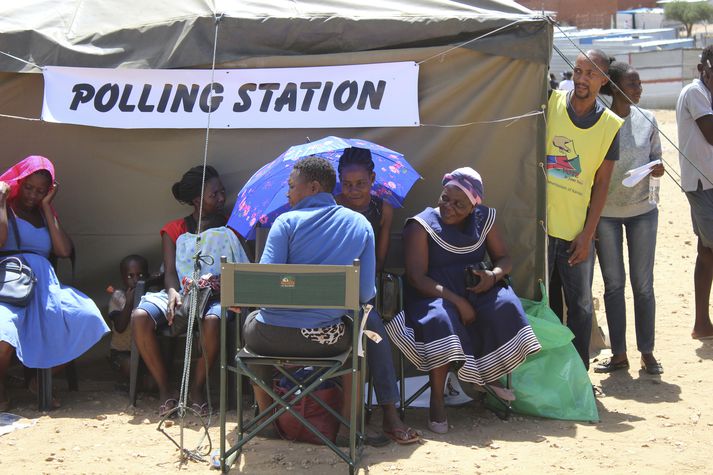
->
[0,0,552,305]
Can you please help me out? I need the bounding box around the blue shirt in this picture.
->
[258,192,376,328]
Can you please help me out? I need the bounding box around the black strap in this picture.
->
[1,209,26,257]
[2,209,74,281]
[0,210,36,261]
[7,208,22,248]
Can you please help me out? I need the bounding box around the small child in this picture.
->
[106,254,148,381]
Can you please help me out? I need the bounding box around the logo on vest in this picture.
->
[547,135,582,179]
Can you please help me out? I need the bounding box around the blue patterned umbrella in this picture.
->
[228,136,421,239]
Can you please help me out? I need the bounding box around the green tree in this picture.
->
[664,1,713,38]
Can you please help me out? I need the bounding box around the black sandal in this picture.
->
[593,358,629,373]
[640,358,663,375]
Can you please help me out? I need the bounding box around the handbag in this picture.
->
[273,368,342,445]
[376,272,401,321]
[170,285,212,336]
[0,211,37,307]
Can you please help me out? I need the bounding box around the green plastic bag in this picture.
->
[487,283,599,422]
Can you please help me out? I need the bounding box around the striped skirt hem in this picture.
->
[384,310,542,386]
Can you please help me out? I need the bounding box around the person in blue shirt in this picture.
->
[243,156,417,446]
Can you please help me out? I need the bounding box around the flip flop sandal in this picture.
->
[158,398,178,418]
[384,427,420,445]
[191,402,210,418]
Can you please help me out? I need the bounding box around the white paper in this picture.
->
[622,159,661,187]
[357,304,373,357]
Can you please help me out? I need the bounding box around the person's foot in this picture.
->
[382,404,420,445]
[691,326,713,340]
[692,320,713,339]
[27,377,60,409]
[191,402,210,418]
[593,356,630,373]
[158,398,178,418]
[428,398,447,426]
[640,354,663,375]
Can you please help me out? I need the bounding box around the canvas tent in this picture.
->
[0,1,552,304]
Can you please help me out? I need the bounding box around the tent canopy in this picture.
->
[0,0,552,303]
[0,0,547,72]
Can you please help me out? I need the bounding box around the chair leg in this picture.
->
[398,353,406,420]
[129,338,139,406]
[37,368,52,411]
[365,373,374,421]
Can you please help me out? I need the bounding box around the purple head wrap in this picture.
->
[441,167,484,206]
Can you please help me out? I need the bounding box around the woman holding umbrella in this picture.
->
[335,147,419,445]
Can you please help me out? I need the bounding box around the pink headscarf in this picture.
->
[0,155,56,201]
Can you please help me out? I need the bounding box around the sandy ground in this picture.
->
[1,109,712,475]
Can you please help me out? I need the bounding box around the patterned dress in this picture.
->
[384,207,540,386]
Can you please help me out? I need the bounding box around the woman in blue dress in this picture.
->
[385,167,540,433]
[0,156,109,410]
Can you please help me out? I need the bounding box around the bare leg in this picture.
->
[27,364,67,408]
[0,341,13,409]
[190,315,219,404]
[429,365,449,423]
[338,372,373,442]
[340,372,362,426]
[252,384,273,413]
[692,240,713,339]
[609,352,629,364]
[131,309,172,403]
[641,352,659,366]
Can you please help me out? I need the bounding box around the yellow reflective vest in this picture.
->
[545,90,623,241]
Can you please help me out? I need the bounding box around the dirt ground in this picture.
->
[1,109,712,475]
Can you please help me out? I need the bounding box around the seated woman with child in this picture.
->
[384,167,541,434]
[132,165,248,417]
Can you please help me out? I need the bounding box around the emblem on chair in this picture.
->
[280,275,296,288]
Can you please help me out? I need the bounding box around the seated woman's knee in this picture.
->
[131,308,154,332]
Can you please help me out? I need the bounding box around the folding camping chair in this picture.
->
[218,258,366,475]
[365,234,514,420]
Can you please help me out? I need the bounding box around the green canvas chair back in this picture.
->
[220,261,361,311]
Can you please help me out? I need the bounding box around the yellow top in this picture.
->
[545,90,623,241]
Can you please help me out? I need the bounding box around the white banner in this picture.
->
[41,63,420,129]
